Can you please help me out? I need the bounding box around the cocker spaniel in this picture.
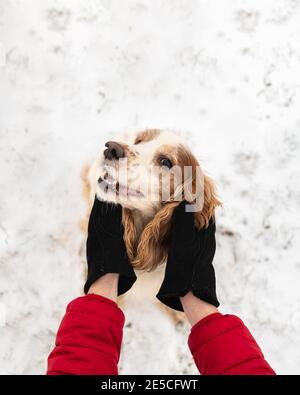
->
[82,129,221,276]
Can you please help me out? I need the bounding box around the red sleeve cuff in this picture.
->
[188,313,247,357]
[188,313,275,375]
[65,294,125,328]
[47,294,125,375]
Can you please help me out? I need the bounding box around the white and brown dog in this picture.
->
[82,129,221,318]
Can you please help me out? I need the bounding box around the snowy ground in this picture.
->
[1,0,300,375]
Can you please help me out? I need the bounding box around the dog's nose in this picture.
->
[104,141,125,160]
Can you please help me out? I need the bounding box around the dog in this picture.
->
[82,129,221,321]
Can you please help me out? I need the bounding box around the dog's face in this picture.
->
[95,129,202,214]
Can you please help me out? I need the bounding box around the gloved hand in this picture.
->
[84,197,136,295]
[156,201,219,311]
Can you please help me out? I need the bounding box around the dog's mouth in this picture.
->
[98,172,144,198]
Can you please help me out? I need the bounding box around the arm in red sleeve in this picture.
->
[188,313,276,375]
[47,294,125,375]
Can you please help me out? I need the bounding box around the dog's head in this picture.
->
[92,129,221,270]
[96,129,183,212]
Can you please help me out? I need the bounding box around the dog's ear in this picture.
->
[132,201,179,271]
[177,145,221,229]
[122,208,137,262]
[195,174,221,229]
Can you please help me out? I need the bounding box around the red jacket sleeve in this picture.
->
[188,313,275,375]
[47,294,125,375]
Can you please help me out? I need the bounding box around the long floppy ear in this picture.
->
[122,208,137,262]
[132,172,222,270]
[177,145,222,229]
[132,201,179,271]
[195,174,221,229]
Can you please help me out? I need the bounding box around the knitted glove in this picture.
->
[156,201,219,311]
[84,197,136,295]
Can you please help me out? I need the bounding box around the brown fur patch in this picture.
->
[134,129,161,145]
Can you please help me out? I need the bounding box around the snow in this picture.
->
[1,0,300,374]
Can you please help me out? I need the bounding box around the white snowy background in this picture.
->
[1,0,300,375]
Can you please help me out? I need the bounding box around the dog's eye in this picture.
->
[160,158,173,169]
[134,139,142,145]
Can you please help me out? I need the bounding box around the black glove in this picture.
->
[84,197,136,295]
[156,201,219,311]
